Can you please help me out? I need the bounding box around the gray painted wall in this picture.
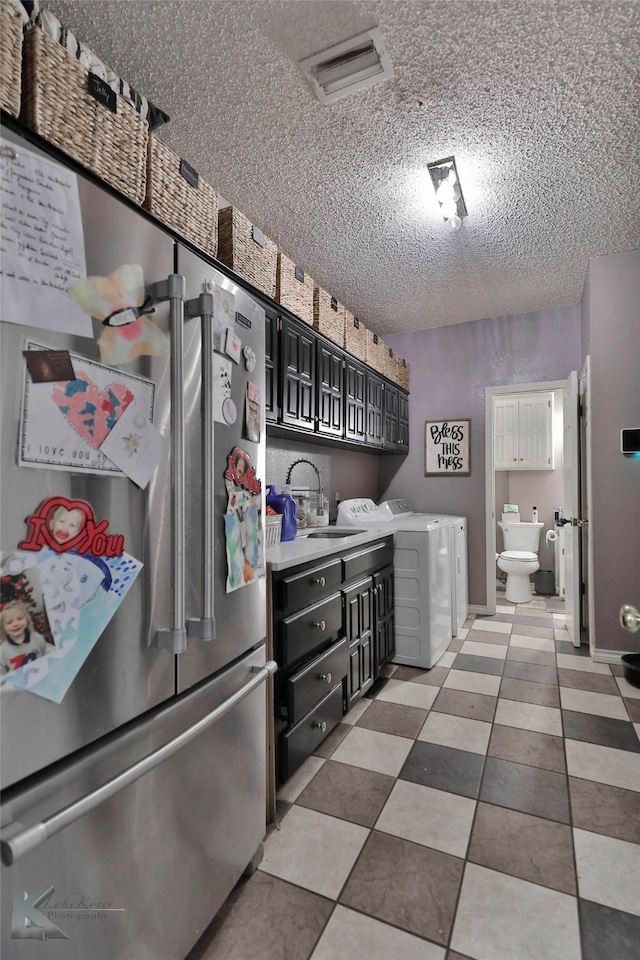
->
[382,307,582,606]
[582,249,640,654]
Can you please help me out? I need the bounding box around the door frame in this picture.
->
[485,378,572,617]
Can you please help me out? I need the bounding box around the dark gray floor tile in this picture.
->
[624,698,640,722]
[447,953,474,960]
[500,676,560,707]
[556,639,591,656]
[400,740,485,798]
[546,598,566,612]
[433,687,497,722]
[507,646,557,667]
[190,872,333,960]
[579,898,640,960]
[452,653,504,676]
[476,613,514,624]
[514,614,554,628]
[503,658,558,685]
[393,665,449,687]
[562,710,640,753]
[355,699,428,739]
[488,724,566,773]
[313,722,350,758]
[570,776,640,845]
[340,830,464,945]
[447,637,464,652]
[296,759,395,828]
[511,623,555,639]
[558,668,619,695]
[610,663,625,677]
[480,756,570,823]
[468,802,576,894]
[464,629,510,645]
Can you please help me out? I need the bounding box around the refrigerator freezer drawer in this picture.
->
[1,646,270,960]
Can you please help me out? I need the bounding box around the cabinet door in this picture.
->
[374,565,395,671]
[383,383,398,450]
[281,316,316,430]
[317,340,345,437]
[345,358,366,443]
[344,577,374,705]
[396,391,409,452]
[494,397,519,470]
[365,372,384,447]
[518,394,553,469]
[264,308,278,422]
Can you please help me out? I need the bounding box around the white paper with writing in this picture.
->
[99,401,168,489]
[213,353,233,424]
[0,137,92,337]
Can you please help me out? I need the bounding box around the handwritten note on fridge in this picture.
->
[0,137,92,337]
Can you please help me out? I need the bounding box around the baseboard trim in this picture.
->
[591,648,628,664]
[468,604,491,616]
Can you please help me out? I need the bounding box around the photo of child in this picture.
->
[0,601,51,675]
[47,504,86,545]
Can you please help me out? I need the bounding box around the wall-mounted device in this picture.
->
[621,428,640,454]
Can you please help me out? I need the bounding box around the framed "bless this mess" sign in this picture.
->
[424,419,471,476]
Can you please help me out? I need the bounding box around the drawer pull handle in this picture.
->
[313,721,327,733]
[313,620,326,631]
[320,672,332,684]
[312,576,326,587]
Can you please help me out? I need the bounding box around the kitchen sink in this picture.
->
[305,530,361,538]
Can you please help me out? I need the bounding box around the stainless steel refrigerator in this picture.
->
[0,124,272,959]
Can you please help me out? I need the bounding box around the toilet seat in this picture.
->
[499,550,537,562]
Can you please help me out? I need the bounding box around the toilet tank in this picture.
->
[498,521,543,551]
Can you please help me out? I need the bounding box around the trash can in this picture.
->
[535,569,555,596]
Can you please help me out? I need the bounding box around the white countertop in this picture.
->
[266,525,393,571]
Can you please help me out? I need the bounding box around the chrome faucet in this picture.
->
[286,458,324,516]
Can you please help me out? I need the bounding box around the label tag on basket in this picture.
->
[88,73,117,113]
[179,159,199,189]
[353,317,360,329]
[330,297,338,311]
[252,226,265,247]
[373,333,379,344]
[388,347,394,358]
[294,266,304,283]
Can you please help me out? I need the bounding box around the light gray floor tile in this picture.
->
[495,698,563,737]
[565,739,640,792]
[310,905,446,960]
[375,678,439,709]
[560,687,628,721]
[418,710,492,755]
[376,779,476,858]
[574,828,640,917]
[331,725,413,777]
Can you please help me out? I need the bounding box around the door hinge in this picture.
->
[277,316,283,332]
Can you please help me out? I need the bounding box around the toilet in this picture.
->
[497,521,544,603]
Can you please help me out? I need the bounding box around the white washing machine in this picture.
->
[378,500,468,637]
[336,498,452,669]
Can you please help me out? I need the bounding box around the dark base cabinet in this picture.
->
[271,537,394,784]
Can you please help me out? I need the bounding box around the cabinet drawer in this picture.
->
[342,540,393,582]
[279,683,344,782]
[277,593,343,668]
[276,558,343,613]
[282,637,349,724]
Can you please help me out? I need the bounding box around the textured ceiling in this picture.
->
[47,0,640,334]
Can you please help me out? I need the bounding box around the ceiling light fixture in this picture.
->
[299,28,393,105]
[427,156,467,230]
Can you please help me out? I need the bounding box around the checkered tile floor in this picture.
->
[191,597,640,960]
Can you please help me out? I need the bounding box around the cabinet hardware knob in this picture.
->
[312,576,326,586]
[320,672,332,684]
[313,620,326,631]
[313,721,327,733]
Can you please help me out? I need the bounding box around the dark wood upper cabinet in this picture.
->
[383,383,399,450]
[365,371,384,447]
[280,316,316,430]
[316,339,344,437]
[264,308,278,422]
[344,357,366,443]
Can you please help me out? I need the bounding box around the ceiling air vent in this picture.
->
[299,27,393,105]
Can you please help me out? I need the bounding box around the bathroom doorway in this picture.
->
[485,374,584,644]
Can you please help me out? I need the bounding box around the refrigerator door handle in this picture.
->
[0,661,277,866]
[147,275,189,655]
[186,289,216,641]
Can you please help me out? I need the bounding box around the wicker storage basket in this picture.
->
[344,311,367,362]
[20,26,148,205]
[383,345,397,381]
[265,513,282,548]
[396,355,411,392]
[365,329,388,374]
[0,0,23,117]
[276,254,314,324]
[145,136,218,256]
[313,288,346,346]
[218,207,277,299]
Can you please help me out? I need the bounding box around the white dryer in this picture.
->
[337,498,452,669]
[378,500,468,637]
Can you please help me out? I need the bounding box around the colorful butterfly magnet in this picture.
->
[67,264,169,365]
